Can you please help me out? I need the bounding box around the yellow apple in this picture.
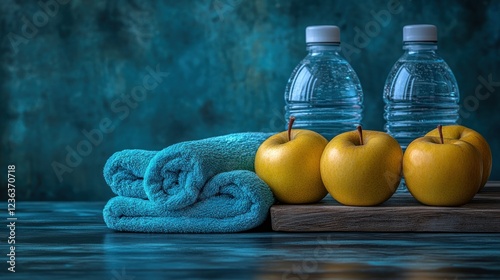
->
[404,126,483,206]
[254,117,328,204]
[320,126,403,206]
[426,125,491,191]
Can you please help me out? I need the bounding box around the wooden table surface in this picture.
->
[272,183,500,233]
[3,201,500,279]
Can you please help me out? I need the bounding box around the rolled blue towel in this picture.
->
[144,132,272,210]
[103,149,157,199]
[103,170,274,233]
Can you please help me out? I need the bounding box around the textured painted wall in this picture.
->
[1,0,499,201]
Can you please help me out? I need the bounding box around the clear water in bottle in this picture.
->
[285,26,363,141]
[384,54,460,150]
[383,24,460,191]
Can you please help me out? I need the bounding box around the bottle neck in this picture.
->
[403,41,438,53]
[306,43,341,55]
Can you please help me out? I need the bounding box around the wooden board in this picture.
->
[271,182,500,232]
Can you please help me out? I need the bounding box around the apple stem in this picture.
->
[438,124,444,144]
[288,116,296,142]
[357,125,364,145]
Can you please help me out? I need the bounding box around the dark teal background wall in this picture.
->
[1,0,499,201]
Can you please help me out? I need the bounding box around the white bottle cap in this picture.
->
[306,25,340,43]
[403,24,437,42]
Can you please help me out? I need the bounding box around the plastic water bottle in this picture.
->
[285,25,364,140]
[384,24,460,150]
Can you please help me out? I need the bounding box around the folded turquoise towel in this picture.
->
[103,149,157,199]
[103,170,274,233]
[143,132,272,210]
